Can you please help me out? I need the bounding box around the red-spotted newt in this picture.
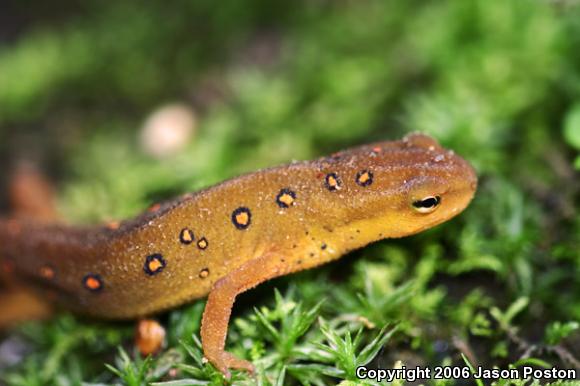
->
[0,133,477,377]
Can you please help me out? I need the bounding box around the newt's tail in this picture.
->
[0,163,57,326]
[0,287,54,326]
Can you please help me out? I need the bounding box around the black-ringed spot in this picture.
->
[39,265,55,280]
[324,173,342,191]
[83,273,103,292]
[197,237,208,250]
[144,254,166,276]
[355,170,373,187]
[179,228,195,245]
[199,268,210,279]
[276,188,296,208]
[231,207,251,230]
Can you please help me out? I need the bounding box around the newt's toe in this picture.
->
[207,351,255,379]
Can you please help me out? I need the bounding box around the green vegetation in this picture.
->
[1,0,579,385]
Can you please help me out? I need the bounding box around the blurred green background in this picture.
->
[0,0,579,385]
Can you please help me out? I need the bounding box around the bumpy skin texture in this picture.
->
[0,133,477,376]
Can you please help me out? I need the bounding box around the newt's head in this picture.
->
[340,133,478,237]
[397,133,477,234]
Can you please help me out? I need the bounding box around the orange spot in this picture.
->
[144,254,166,276]
[106,221,120,230]
[197,238,208,250]
[328,176,338,187]
[372,146,382,153]
[148,259,163,272]
[235,212,249,225]
[85,276,102,291]
[325,172,342,191]
[199,268,209,278]
[136,319,166,356]
[356,170,373,187]
[180,228,194,244]
[278,193,294,206]
[232,207,252,229]
[358,172,370,183]
[39,265,55,280]
[148,203,161,213]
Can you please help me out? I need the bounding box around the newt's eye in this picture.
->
[412,195,441,213]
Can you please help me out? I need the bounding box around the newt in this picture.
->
[0,133,477,377]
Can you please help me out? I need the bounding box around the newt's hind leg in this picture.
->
[135,319,166,356]
[0,287,53,327]
[200,251,285,378]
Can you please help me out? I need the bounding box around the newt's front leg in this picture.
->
[200,251,284,378]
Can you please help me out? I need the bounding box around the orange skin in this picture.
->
[0,133,477,377]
